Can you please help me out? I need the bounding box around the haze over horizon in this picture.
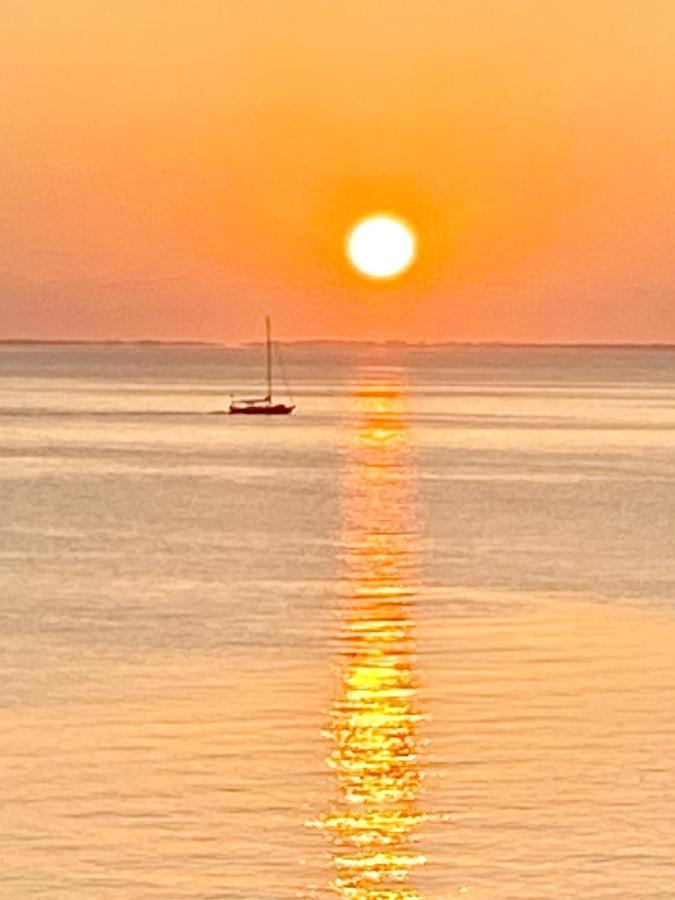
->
[2,1,675,344]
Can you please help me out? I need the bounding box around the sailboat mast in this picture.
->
[265,315,272,402]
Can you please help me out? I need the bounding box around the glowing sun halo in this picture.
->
[347,215,416,279]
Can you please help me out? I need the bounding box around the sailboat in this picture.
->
[229,317,295,415]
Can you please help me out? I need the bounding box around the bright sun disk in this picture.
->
[347,216,416,279]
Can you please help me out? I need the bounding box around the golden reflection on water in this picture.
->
[312,377,428,899]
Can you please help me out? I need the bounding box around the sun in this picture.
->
[346,215,416,279]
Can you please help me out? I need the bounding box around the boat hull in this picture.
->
[229,404,295,416]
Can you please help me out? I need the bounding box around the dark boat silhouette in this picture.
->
[229,317,295,416]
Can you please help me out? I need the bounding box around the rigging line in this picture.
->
[274,342,294,404]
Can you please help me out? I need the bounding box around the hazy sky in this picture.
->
[2,1,675,342]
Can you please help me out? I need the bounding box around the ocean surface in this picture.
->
[2,343,675,899]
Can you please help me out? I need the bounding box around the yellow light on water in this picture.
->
[308,381,429,899]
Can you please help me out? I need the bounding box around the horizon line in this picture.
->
[1,337,675,350]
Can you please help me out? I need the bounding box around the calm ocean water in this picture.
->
[2,343,675,899]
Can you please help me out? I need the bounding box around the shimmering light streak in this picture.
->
[310,378,433,898]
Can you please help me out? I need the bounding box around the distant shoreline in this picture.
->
[1,338,675,350]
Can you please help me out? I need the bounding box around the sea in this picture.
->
[1,342,674,899]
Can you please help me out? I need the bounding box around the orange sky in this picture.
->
[2,1,675,343]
